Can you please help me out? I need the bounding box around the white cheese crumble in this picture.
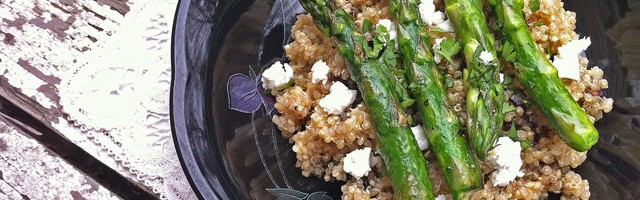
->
[376,19,397,41]
[479,50,494,65]
[420,0,456,65]
[552,37,591,81]
[411,125,429,150]
[499,73,504,83]
[487,137,524,186]
[433,38,445,64]
[436,19,455,32]
[311,60,330,84]
[418,0,445,25]
[343,147,372,179]
[261,61,294,90]
[319,81,357,115]
[435,195,446,200]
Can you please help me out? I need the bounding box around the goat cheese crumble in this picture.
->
[552,37,591,81]
[376,19,398,42]
[261,61,294,90]
[343,147,372,179]
[435,195,446,200]
[411,125,429,150]
[479,50,494,65]
[319,81,357,115]
[311,60,330,84]
[418,0,445,25]
[487,137,524,186]
[436,19,455,32]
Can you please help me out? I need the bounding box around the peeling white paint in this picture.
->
[0,0,194,199]
[0,120,119,199]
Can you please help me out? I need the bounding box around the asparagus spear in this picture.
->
[299,0,436,198]
[442,0,506,159]
[488,0,598,151]
[389,0,483,199]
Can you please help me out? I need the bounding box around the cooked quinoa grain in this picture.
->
[524,0,578,54]
[270,0,613,199]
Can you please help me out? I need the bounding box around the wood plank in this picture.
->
[1,0,194,198]
[0,118,118,199]
[0,82,157,199]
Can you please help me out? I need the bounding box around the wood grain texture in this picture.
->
[0,0,189,198]
[0,0,130,117]
[0,118,118,200]
[0,83,157,199]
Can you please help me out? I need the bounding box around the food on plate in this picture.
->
[265,0,613,198]
[298,0,435,197]
[489,0,598,152]
[443,0,507,161]
[390,0,483,199]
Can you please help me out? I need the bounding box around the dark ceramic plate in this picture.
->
[171,0,640,199]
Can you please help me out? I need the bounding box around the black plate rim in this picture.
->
[170,0,218,199]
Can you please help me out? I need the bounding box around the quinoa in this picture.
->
[341,175,394,200]
[473,133,589,199]
[278,9,379,183]
[524,0,578,55]
[291,104,376,179]
[271,0,613,199]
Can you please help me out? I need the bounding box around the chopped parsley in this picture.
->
[401,99,416,108]
[507,122,531,149]
[435,38,462,65]
[501,41,517,62]
[529,0,540,13]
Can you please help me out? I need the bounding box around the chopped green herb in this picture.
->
[372,42,384,58]
[501,41,517,62]
[520,142,531,151]
[401,99,416,108]
[491,18,504,31]
[363,19,374,32]
[375,24,388,34]
[507,123,531,149]
[282,78,295,90]
[362,23,392,59]
[408,82,419,92]
[501,72,513,87]
[375,25,389,43]
[401,85,411,99]
[507,122,517,138]
[435,38,462,64]
[545,45,552,55]
[381,46,398,67]
[506,123,518,143]
[502,102,516,114]
[529,0,540,13]
[444,76,454,88]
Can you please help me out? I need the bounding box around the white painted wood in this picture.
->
[0,0,196,198]
[0,119,119,200]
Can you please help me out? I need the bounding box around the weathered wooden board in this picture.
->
[0,0,194,198]
[0,118,119,200]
